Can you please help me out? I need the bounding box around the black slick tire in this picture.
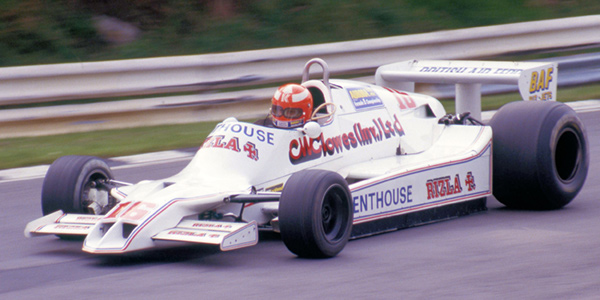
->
[41,155,113,215]
[279,169,353,258]
[489,101,588,210]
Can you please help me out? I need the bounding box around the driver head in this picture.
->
[271,84,313,128]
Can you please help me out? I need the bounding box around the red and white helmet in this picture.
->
[270,83,313,128]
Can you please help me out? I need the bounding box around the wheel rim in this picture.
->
[81,172,111,215]
[320,185,349,241]
[554,127,581,182]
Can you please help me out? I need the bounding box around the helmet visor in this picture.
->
[271,104,304,119]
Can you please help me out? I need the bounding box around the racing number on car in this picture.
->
[104,202,131,219]
[383,87,416,110]
[121,202,156,221]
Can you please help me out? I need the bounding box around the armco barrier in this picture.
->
[0,15,599,137]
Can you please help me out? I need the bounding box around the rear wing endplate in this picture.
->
[375,60,557,119]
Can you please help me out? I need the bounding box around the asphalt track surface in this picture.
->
[2,111,600,299]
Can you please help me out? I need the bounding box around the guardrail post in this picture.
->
[455,83,482,120]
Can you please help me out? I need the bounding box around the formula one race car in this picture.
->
[25,58,589,258]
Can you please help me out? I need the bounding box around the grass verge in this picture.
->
[441,83,600,113]
[0,121,219,170]
[0,84,598,170]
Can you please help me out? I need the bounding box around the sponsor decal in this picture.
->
[528,67,554,100]
[202,123,274,161]
[265,183,284,192]
[426,172,476,200]
[350,142,491,224]
[54,224,91,230]
[353,185,413,214]
[211,123,275,145]
[289,114,405,164]
[167,230,222,239]
[418,64,553,101]
[348,87,383,109]
[419,66,522,75]
[272,118,304,129]
[203,136,240,152]
[465,171,476,191]
[202,135,260,161]
[75,216,102,222]
[243,142,259,161]
[192,222,233,229]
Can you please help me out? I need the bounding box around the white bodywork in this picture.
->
[26,58,552,254]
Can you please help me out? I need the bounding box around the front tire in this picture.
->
[42,155,114,215]
[489,101,588,210]
[279,170,353,258]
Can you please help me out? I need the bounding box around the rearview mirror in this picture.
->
[302,121,322,139]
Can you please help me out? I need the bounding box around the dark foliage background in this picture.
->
[0,0,598,66]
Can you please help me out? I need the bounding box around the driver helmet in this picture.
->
[270,83,313,128]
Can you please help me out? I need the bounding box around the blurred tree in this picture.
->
[1,0,599,67]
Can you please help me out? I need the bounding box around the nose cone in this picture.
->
[82,199,160,254]
[82,177,252,254]
[82,219,149,254]
[82,193,233,254]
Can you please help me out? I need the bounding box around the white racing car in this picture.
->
[25,58,589,258]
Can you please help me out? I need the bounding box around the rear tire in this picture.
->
[279,170,353,258]
[489,101,588,209]
[42,156,114,215]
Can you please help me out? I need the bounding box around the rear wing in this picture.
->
[375,60,557,119]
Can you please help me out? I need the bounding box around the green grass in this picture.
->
[441,83,600,113]
[0,121,219,169]
[1,84,598,170]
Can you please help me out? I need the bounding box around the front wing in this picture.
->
[25,211,258,251]
[153,220,258,251]
[25,211,101,237]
